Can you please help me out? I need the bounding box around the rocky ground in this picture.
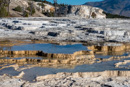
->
[0,71,130,87]
[0,17,130,42]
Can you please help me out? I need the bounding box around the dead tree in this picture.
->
[30,1,34,16]
[22,7,25,17]
[53,0,57,17]
[7,0,11,16]
[64,5,68,16]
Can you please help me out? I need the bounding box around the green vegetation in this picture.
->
[58,3,69,7]
[37,2,45,7]
[27,2,36,15]
[27,7,35,15]
[0,7,8,17]
[23,11,29,17]
[0,0,10,17]
[104,12,130,18]
[42,0,53,5]
[13,6,22,12]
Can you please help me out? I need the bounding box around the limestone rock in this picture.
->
[115,60,130,69]
[0,72,130,87]
[67,5,106,18]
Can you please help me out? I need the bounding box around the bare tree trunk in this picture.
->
[89,7,92,18]
[53,0,57,17]
[30,1,33,16]
[64,6,68,16]
[22,7,25,17]
[7,0,11,16]
[42,1,45,12]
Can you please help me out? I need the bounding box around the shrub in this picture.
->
[37,2,45,7]
[23,11,29,17]
[13,6,22,12]
[91,12,96,18]
[27,4,36,15]
[0,7,8,17]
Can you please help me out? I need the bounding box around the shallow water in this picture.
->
[0,43,130,81]
[95,53,129,59]
[0,58,130,81]
[3,43,88,54]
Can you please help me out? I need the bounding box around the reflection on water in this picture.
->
[0,58,130,81]
[0,42,130,81]
[0,67,20,76]
[3,43,88,54]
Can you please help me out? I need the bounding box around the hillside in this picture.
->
[84,0,130,17]
[9,0,54,17]
[2,0,105,18]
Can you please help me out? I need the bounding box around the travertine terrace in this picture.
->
[0,18,130,42]
[0,17,130,87]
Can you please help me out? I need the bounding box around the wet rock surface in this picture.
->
[115,60,130,69]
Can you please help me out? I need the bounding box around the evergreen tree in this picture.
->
[0,0,9,17]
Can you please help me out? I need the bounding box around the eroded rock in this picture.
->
[67,5,106,18]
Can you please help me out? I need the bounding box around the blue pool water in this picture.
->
[0,43,130,82]
[3,43,88,54]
